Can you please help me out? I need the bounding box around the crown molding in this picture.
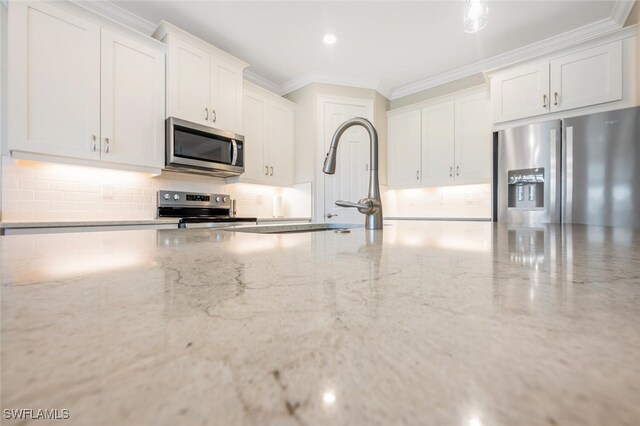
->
[278,71,391,99]
[244,70,283,95]
[610,0,636,26]
[70,0,156,35]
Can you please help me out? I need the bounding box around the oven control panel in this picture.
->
[158,190,231,209]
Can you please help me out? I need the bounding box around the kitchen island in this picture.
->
[1,221,639,425]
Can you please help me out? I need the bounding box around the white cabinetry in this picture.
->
[155,21,247,135]
[388,109,421,187]
[491,40,624,123]
[387,89,491,189]
[229,82,295,186]
[8,1,165,173]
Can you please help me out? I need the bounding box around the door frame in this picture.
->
[315,95,374,223]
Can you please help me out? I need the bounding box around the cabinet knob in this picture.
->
[105,137,110,153]
[265,166,269,175]
[554,92,559,106]
[456,166,460,177]
[205,107,209,121]
[542,94,547,109]
[212,109,217,123]
[270,166,274,176]
[416,170,420,180]
[91,135,97,152]
[449,166,453,177]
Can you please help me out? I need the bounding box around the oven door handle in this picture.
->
[231,139,238,166]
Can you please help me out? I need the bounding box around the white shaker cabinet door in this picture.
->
[388,109,422,187]
[421,101,455,186]
[9,1,100,159]
[166,37,210,126]
[242,90,269,182]
[550,41,622,112]
[210,58,244,134]
[454,93,491,184]
[267,102,295,186]
[491,62,550,123]
[100,29,165,169]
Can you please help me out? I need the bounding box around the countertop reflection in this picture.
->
[2,221,639,425]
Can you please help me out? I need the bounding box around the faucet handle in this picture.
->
[335,199,377,214]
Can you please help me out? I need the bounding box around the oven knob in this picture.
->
[163,193,170,200]
[215,196,222,203]
[173,194,180,201]
[223,197,228,202]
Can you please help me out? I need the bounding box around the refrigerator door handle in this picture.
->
[549,128,558,222]
[564,126,574,223]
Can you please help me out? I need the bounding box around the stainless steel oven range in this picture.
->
[157,190,256,229]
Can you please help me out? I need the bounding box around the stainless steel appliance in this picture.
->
[165,117,244,177]
[497,106,640,228]
[157,190,256,229]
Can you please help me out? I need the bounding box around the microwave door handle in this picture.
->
[231,139,238,166]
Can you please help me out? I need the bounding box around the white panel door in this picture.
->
[491,62,550,123]
[388,109,422,187]
[242,90,268,182]
[100,29,165,169]
[267,102,295,186]
[166,37,210,126]
[9,1,100,159]
[550,41,622,112]
[210,58,243,134]
[323,102,370,224]
[421,101,455,186]
[454,93,491,184]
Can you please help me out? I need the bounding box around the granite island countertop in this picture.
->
[1,221,639,425]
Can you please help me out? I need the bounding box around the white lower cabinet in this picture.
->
[229,82,295,186]
[387,90,491,188]
[8,1,165,173]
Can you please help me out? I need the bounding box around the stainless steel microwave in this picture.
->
[165,117,244,177]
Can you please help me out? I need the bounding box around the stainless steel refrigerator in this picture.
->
[496,106,640,228]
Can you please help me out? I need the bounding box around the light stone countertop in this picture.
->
[1,221,639,425]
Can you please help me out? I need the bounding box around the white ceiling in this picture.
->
[113,1,631,99]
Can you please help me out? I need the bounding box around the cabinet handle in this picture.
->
[416,170,420,180]
[554,92,559,106]
[205,107,209,121]
[270,166,274,176]
[265,166,269,175]
[543,94,547,108]
[212,109,217,123]
[456,166,460,177]
[449,166,453,177]
[105,137,110,153]
[91,135,97,152]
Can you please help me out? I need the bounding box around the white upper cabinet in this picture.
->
[100,29,165,169]
[421,101,455,186]
[211,58,244,134]
[491,40,625,123]
[231,82,295,186]
[388,109,421,187]
[387,89,491,189]
[454,93,491,184]
[549,41,622,112]
[9,1,101,160]
[491,62,550,123]
[167,38,210,126]
[155,21,248,135]
[8,1,166,173]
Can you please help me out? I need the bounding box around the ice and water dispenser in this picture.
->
[507,168,544,209]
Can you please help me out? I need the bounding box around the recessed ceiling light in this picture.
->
[323,34,337,45]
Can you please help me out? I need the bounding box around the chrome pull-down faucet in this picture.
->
[322,117,383,230]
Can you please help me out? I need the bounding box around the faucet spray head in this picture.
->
[323,148,337,174]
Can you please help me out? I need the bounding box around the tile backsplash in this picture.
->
[0,157,312,222]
